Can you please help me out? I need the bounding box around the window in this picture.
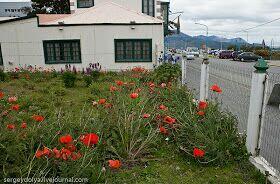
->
[142,0,155,17]
[0,44,3,66]
[77,0,94,8]
[43,40,81,64]
[115,39,152,62]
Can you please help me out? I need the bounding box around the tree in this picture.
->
[29,0,70,15]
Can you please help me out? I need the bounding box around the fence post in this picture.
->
[246,59,269,156]
[181,58,186,85]
[199,58,209,101]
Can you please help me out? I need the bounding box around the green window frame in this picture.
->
[115,39,152,63]
[77,0,94,8]
[142,0,155,17]
[0,43,3,66]
[43,40,82,64]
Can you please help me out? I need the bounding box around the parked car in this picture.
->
[231,51,243,61]
[237,52,262,62]
[186,53,195,60]
[219,50,234,59]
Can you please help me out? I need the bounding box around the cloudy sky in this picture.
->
[170,0,280,46]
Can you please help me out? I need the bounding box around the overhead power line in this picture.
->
[236,17,280,33]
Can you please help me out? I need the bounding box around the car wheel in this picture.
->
[241,58,244,62]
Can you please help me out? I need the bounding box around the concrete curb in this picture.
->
[268,61,280,67]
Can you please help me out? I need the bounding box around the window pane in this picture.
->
[125,41,133,60]
[143,42,151,60]
[134,42,142,60]
[63,42,71,61]
[116,42,124,60]
[46,43,55,62]
[44,40,81,64]
[72,42,80,61]
[54,43,61,61]
[143,0,148,14]
[78,0,94,8]
[148,1,154,16]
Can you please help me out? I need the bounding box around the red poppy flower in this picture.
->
[193,148,205,158]
[110,86,118,92]
[159,104,168,111]
[8,96,17,103]
[108,160,121,169]
[11,104,20,111]
[105,103,113,109]
[211,84,222,93]
[135,88,142,93]
[71,152,82,161]
[7,124,15,130]
[59,134,73,144]
[53,148,61,159]
[35,150,44,158]
[142,114,151,119]
[0,91,4,99]
[32,115,45,122]
[66,144,76,152]
[149,82,155,88]
[43,147,52,157]
[61,148,72,160]
[160,83,167,88]
[198,101,208,110]
[21,122,27,129]
[130,93,139,99]
[115,80,124,86]
[197,111,205,116]
[82,133,99,147]
[98,99,106,105]
[159,126,168,135]
[163,116,176,125]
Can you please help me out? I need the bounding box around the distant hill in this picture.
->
[165,33,248,50]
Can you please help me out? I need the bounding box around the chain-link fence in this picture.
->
[259,72,280,175]
[183,58,280,180]
[184,58,253,132]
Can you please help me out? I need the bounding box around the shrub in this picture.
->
[153,63,181,84]
[91,70,101,81]
[62,72,76,88]
[0,69,7,81]
[83,75,93,87]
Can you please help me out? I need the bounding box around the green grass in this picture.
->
[0,73,266,183]
[108,144,265,184]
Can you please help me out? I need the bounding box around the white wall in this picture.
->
[0,18,164,71]
[71,0,160,17]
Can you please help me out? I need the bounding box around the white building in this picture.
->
[0,0,31,17]
[0,0,166,71]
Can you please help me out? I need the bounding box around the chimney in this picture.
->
[70,0,76,14]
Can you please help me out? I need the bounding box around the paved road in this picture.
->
[184,57,280,174]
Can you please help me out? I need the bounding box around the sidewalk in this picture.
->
[268,60,280,67]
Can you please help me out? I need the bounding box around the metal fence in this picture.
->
[184,59,253,132]
[259,72,280,175]
[183,58,280,182]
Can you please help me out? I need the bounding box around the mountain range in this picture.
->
[165,33,248,50]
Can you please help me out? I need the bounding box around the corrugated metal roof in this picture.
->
[40,2,163,25]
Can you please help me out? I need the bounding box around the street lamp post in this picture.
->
[195,22,209,51]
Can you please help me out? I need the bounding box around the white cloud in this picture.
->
[170,0,280,46]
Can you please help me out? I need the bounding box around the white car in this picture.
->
[186,53,195,60]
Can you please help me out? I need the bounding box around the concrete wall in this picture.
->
[0,2,31,17]
[0,18,164,71]
[70,0,161,17]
